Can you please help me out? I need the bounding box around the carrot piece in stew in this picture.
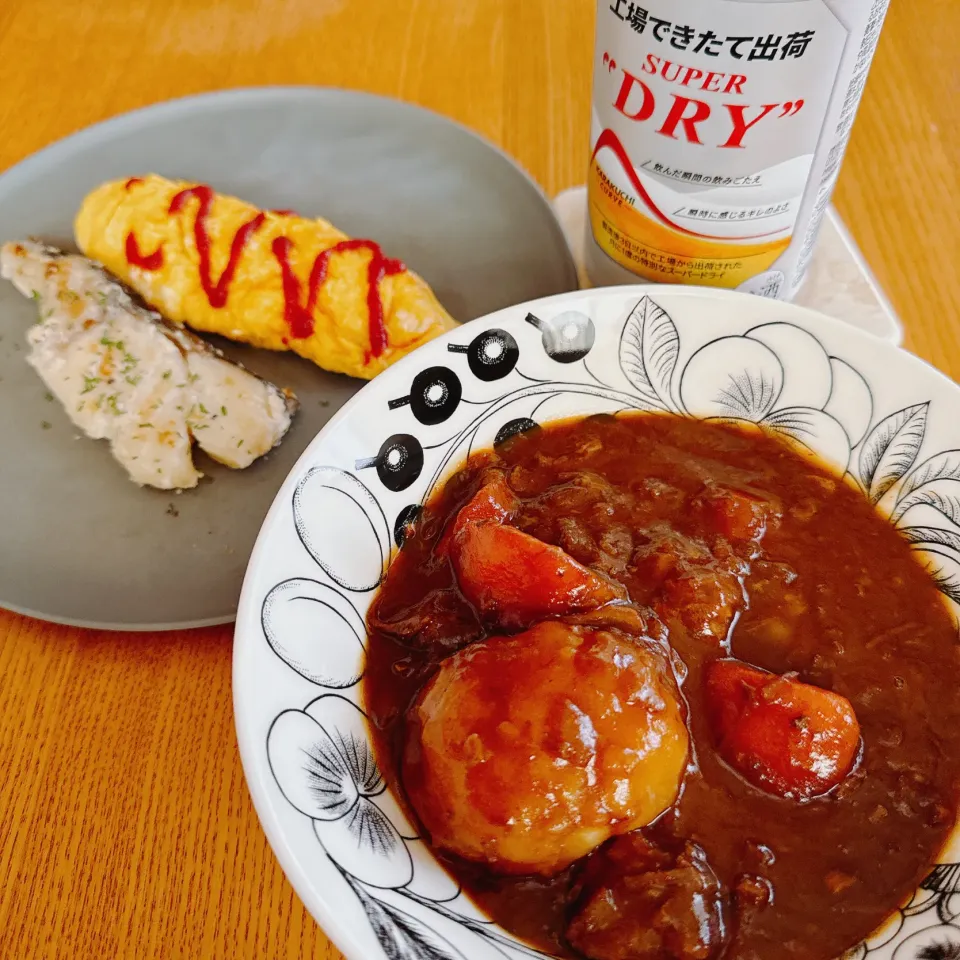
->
[436,475,520,557]
[451,522,626,628]
[704,659,861,800]
[690,483,781,547]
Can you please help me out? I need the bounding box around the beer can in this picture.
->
[586,0,891,300]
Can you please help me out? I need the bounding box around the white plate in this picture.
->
[235,284,960,960]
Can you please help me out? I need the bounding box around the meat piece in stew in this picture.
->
[566,833,727,960]
[631,526,746,647]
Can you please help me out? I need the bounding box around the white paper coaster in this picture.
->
[553,186,903,346]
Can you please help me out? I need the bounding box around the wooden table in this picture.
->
[0,1,956,957]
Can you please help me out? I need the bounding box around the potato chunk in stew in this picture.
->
[404,621,689,876]
[566,833,726,960]
[705,660,861,799]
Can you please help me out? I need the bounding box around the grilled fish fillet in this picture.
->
[74,175,458,380]
[1,240,298,490]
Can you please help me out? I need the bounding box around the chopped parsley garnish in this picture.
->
[198,403,209,415]
[139,423,153,429]
[187,372,200,383]
[96,291,108,306]
[81,375,101,394]
[162,370,172,380]
[30,290,40,302]
[106,394,121,415]
[125,374,142,386]
[237,439,244,448]
[44,391,54,402]
[99,335,125,350]
[220,405,227,416]
[41,421,51,430]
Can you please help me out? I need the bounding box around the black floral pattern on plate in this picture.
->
[259,294,960,960]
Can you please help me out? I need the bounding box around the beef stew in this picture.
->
[365,413,960,960]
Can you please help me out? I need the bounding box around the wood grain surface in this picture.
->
[0,1,957,957]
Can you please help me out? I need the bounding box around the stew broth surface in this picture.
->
[365,413,960,960]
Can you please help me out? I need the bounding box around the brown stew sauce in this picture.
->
[365,413,960,960]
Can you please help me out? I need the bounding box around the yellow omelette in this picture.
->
[74,175,457,380]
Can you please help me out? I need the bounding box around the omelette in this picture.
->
[75,176,457,380]
[1,240,297,490]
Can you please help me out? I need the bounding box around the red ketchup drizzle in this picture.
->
[123,183,405,358]
[123,178,164,268]
[125,233,164,270]
[168,186,266,308]
[272,237,404,357]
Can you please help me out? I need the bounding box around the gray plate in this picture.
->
[0,86,578,631]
